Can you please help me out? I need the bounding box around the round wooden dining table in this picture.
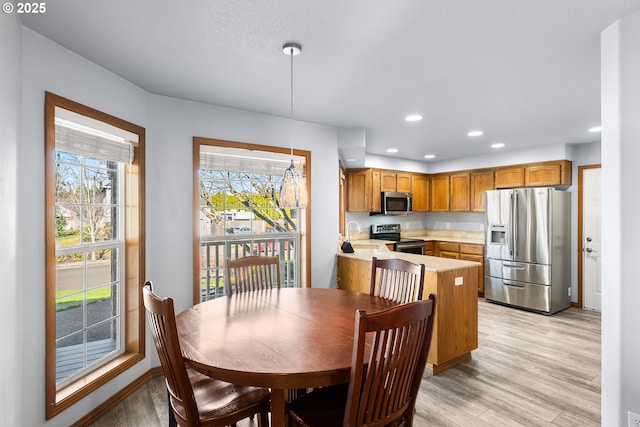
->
[175,287,397,427]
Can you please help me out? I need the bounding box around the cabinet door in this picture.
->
[470,170,494,212]
[436,241,460,254]
[431,175,450,211]
[380,171,396,192]
[460,253,484,295]
[525,163,560,187]
[396,173,412,192]
[346,169,370,212]
[495,166,524,188]
[450,172,470,211]
[424,241,434,256]
[370,169,381,212]
[411,174,430,211]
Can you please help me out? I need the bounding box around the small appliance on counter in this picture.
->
[370,224,424,254]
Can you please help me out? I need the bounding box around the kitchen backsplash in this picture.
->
[345,211,485,233]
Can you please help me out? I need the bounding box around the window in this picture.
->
[45,92,145,418]
[193,138,311,303]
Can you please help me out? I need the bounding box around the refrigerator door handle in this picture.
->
[503,263,526,270]
[512,192,518,257]
[502,281,525,289]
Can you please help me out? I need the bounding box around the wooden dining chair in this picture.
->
[142,282,271,427]
[225,255,281,296]
[287,294,436,427]
[369,256,426,304]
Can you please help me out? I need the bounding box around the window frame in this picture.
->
[193,137,312,305]
[45,92,146,419]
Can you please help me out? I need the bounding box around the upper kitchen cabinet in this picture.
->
[470,169,495,212]
[346,168,381,212]
[495,166,525,188]
[495,160,572,189]
[380,170,412,192]
[430,174,450,212]
[524,160,572,187]
[396,172,412,192]
[449,172,470,212]
[411,174,430,212]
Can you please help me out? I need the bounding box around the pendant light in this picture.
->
[278,42,308,209]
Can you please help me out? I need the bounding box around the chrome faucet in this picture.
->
[346,221,361,242]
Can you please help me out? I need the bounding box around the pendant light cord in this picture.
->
[289,45,294,159]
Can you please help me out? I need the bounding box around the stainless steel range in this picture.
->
[370,224,425,255]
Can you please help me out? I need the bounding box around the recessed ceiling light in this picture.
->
[423,154,435,159]
[386,148,398,153]
[467,130,484,137]
[405,114,423,122]
[588,126,602,133]
[491,143,505,149]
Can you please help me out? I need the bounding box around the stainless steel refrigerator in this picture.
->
[484,187,571,314]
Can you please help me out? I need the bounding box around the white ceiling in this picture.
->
[21,0,640,165]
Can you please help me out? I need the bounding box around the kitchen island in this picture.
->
[337,241,479,374]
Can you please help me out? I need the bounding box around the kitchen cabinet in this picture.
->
[346,169,380,212]
[370,169,381,211]
[380,170,412,193]
[450,172,470,212]
[430,174,450,212]
[411,174,430,212]
[435,241,460,259]
[459,243,485,296]
[380,170,397,192]
[424,241,434,256]
[495,166,525,188]
[525,160,572,187]
[470,169,494,212]
[495,160,572,189]
[337,254,478,374]
[433,241,485,295]
[396,172,412,192]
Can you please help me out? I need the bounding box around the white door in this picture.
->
[583,167,602,311]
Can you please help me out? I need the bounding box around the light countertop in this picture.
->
[337,240,480,272]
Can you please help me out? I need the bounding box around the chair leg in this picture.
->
[167,391,177,427]
[257,409,269,427]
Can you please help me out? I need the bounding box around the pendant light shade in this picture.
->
[279,159,307,208]
[278,42,308,209]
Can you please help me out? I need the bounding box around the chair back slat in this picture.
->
[370,257,425,304]
[225,255,281,295]
[142,282,200,426]
[345,295,436,427]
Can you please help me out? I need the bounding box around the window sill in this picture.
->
[47,351,144,419]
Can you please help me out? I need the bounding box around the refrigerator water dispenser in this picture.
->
[489,224,506,244]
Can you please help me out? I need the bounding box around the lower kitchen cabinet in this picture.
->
[459,244,485,296]
[433,241,484,296]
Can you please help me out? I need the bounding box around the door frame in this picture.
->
[577,164,601,309]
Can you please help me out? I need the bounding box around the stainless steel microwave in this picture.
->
[381,192,413,215]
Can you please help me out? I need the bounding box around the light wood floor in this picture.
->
[89,299,601,426]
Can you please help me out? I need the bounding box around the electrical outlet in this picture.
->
[629,411,640,427]
[446,222,451,229]
[568,288,571,297]
[454,277,463,286]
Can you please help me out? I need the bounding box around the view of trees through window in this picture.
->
[196,142,309,300]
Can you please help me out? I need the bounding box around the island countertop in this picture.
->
[337,240,480,272]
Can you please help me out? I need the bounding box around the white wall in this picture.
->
[0,11,22,427]
[601,13,640,425]
[17,26,340,426]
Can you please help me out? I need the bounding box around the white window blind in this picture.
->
[199,145,305,175]
[54,107,137,164]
